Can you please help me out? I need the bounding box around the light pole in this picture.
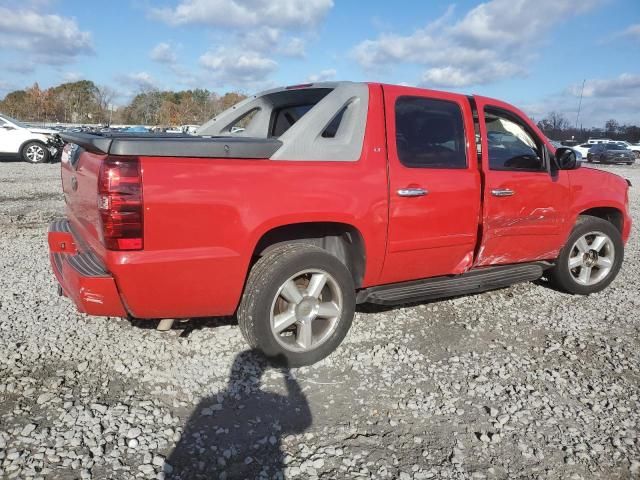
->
[575,79,585,129]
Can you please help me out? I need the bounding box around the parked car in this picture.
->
[0,113,62,163]
[48,82,632,366]
[550,140,583,163]
[574,143,594,158]
[587,143,635,165]
[612,141,640,159]
[123,126,149,133]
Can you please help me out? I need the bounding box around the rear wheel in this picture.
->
[549,216,623,295]
[238,244,355,366]
[21,141,49,164]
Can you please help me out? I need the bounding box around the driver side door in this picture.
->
[474,97,570,266]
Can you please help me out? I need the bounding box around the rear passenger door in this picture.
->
[380,86,481,284]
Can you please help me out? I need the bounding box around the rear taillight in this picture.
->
[98,156,143,250]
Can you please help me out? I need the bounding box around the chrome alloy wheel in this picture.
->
[568,231,615,286]
[25,144,46,162]
[269,269,343,353]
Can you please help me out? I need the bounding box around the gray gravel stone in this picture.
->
[0,161,639,480]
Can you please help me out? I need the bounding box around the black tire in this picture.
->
[21,141,50,164]
[237,244,356,367]
[586,155,593,163]
[549,215,623,295]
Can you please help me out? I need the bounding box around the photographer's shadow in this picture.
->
[167,349,311,479]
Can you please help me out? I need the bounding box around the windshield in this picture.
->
[0,114,26,128]
[606,144,626,150]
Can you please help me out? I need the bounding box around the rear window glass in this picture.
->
[271,104,315,137]
[395,96,467,169]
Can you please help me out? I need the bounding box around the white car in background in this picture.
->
[0,114,60,163]
[549,140,583,163]
[614,141,640,159]
[573,143,594,159]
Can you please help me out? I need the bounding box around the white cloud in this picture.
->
[0,7,93,65]
[153,0,333,29]
[569,73,640,99]
[236,27,306,57]
[62,72,83,82]
[306,69,337,83]
[150,42,177,64]
[279,37,306,58]
[119,72,159,91]
[620,23,640,40]
[352,0,601,88]
[151,1,328,86]
[523,73,640,128]
[199,48,277,87]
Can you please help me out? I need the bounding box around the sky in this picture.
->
[0,0,639,127]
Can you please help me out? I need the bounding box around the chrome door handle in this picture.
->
[397,188,428,197]
[491,188,515,197]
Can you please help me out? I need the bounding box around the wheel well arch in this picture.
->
[578,207,623,233]
[252,222,366,288]
[19,138,47,154]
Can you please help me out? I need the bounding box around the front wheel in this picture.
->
[21,141,50,163]
[549,215,623,295]
[238,244,355,366]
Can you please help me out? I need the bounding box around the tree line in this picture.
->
[536,111,640,144]
[0,81,247,126]
[2,82,639,140]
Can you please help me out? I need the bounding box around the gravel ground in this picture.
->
[0,159,639,480]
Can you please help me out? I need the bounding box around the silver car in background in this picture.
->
[587,143,635,165]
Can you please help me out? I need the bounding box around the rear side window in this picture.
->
[485,109,543,171]
[395,96,467,169]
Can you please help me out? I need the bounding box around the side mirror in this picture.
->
[555,147,579,170]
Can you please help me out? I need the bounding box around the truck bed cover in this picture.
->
[59,132,282,159]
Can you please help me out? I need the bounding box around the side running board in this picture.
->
[356,262,552,305]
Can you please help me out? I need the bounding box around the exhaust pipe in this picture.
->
[157,319,175,331]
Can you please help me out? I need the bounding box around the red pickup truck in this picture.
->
[49,82,631,366]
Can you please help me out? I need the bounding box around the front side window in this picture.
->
[485,109,543,171]
[395,96,467,169]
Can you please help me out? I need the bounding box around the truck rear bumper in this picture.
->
[48,219,127,317]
